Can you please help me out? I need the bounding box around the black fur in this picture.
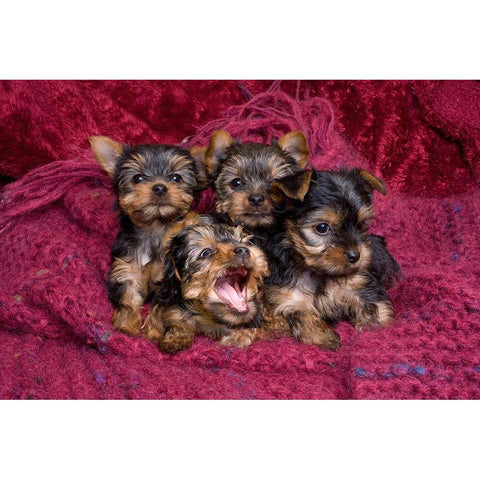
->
[212,141,304,238]
[152,219,268,333]
[112,144,197,195]
[105,143,198,312]
[265,168,401,345]
[367,234,402,289]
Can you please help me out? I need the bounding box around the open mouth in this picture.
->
[214,267,250,313]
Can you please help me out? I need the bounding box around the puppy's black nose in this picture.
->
[345,250,360,264]
[152,184,168,196]
[234,247,250,258]
[248,193,265,207]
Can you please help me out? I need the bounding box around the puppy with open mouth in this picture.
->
[150,218,271,353]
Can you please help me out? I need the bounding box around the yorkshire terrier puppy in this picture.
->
[202,130,312,241]
[89,136,200,338]
[265,168,401,350]
[150,219,271,353]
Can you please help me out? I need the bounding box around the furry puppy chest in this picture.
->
[204,130,311,237]
[151,220,270,353]
[265,168,401,350]
[90,136,198,337]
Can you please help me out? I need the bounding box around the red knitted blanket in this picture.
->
[1,80,479,399]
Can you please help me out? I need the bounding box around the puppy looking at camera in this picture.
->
[150,219,271,353]
[201,130,312,241]
[265,168,401,350]
[89,136,200,338]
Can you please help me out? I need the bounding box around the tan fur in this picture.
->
[376,301,395,326]
[142,304,164,342]
[170,152,198,175]
[351,300,394,330]
[272,170,312,201]
[286,220,373,276]
[358,204,375,224]
[289,312,340,350]
[162,211,203,251]
[220,328,258,348]
[122,154,147,170]
[320,209,343,228]
[205,130,234,176]
[211,131,311,230]
[264,273,340,350]
[277,131,310,169]
[110,258,150,335]
[92,138,199,342]
[267,270,393,346]
[265,264,393,350]
[160,224,276,351]
[157,306,196,353]
[189,146,209,189]
[216,184,277,230]
[358,169,386,195]
[181,241,269,323]
[119,181,193,228]
[89,136,124,178]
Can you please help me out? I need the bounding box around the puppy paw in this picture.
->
[354,302,394,331]
[141,306,164,342]
[112,309,142,336]
[142,318,164,342]
[299,328,341,350]
[158,325,195,354]
[220,329,256,348]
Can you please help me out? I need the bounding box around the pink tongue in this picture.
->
[217,281,248,312]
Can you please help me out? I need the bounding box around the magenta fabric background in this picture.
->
[0,80,479,399]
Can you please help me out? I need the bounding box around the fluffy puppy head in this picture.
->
[90,136,197,227]
[279,168,387,276]
[168,222,270,326]
[204,130,310,231]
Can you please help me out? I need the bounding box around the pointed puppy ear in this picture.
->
[189,146,209,190]
[277,131,309,169]
[89,136,125,179]
[204,130,235,177]
[272,170,313,202]
[358,169,386,195]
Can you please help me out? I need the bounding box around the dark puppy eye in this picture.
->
[170,174,182,183]
[315,223,330,235]
[199,248,213,259]
[133,174,146,184]
[230,178,244,189]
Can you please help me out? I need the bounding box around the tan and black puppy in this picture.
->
[202,130,312,239]
[265,168,401,350]
[150,220,273,353]
[90,136,201,338]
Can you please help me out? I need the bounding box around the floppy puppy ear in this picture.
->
[89,136,125,179]
[358,169,386,195]
[272,170,312,202]
[204,130,235,177]
[277,131,309,169]
[189,146,209,190]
